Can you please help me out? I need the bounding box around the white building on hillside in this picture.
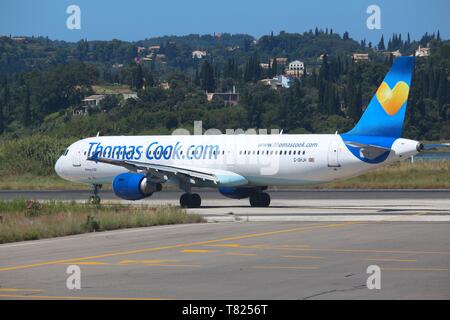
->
[82,95,105,107]
[288,60,304,72]
[286,60,304,77]
[192,50,207,59]
[415,46,430,57]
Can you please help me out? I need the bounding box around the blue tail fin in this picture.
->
[346,56,415,138]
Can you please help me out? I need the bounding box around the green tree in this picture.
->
[0,80,9,133]
[23,83,31,128]
[270,57,278,77]
[244,53,262,82]
[199,60,216,92]
[0,99,3,134]
[346,65,362,121]
[98,94,120,111]
[378,35,385,50]
[133,64,144,90]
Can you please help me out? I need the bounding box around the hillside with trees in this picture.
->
[0,29,448,144]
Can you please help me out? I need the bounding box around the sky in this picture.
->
[0,0,448,43]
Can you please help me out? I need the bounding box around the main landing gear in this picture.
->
[249,192,271,207]
[179,193,201,208]
[88,184,102,205]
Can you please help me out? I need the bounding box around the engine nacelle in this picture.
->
[112,173,162,200]
[219,187,259,199]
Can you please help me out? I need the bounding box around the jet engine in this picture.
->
[112,173,162,200]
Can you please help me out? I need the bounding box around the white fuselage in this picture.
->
[55,134,420,188]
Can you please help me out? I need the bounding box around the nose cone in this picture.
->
[55,157,64,178]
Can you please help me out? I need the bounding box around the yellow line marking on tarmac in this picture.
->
[366,258,417,262]
[381,267,449,272]
[208,243,450,257]
[58,261,109,265]
[208,244,310,251]
[249,244,310,249]
[0,222,358,272]
[181,249,216,253]
[57,259,200,268]
[298,248,450,255]
[281,255,326,260]
[223,252,257,257]
[252,265,319,270]
[0,288,43,292]
[119,259,177,264]
[233,247,450,256]
[140,264,201,268]
[278,245,311,248]
[0,294,172,300]
[210,244,241,248]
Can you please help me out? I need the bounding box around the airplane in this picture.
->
[55,56,425,208]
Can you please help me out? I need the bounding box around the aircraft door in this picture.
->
[327,137,341,167]
[72,147,82,167]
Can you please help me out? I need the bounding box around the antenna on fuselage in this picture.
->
[96,131,100,137]
[280,130,283,135]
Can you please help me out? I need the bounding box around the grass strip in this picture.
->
[0,199,204,244]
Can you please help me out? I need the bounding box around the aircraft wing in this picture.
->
[345,141,391,160]
[86,155,248,187]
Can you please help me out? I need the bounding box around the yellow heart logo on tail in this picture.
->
[376,81,409,116]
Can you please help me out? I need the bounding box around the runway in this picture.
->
[0,189,449,299]
[0,221,449,299]
[2,188,450,200]
[1,189,450,222]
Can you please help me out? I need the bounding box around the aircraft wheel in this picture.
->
[249,194,259,207]
[260,193,271,207]
[180,193,191,208]
[191,193,201,208]
[249,193,270,207]
[180,193,202,208]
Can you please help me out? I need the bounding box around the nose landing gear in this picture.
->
[88,184,102,205]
